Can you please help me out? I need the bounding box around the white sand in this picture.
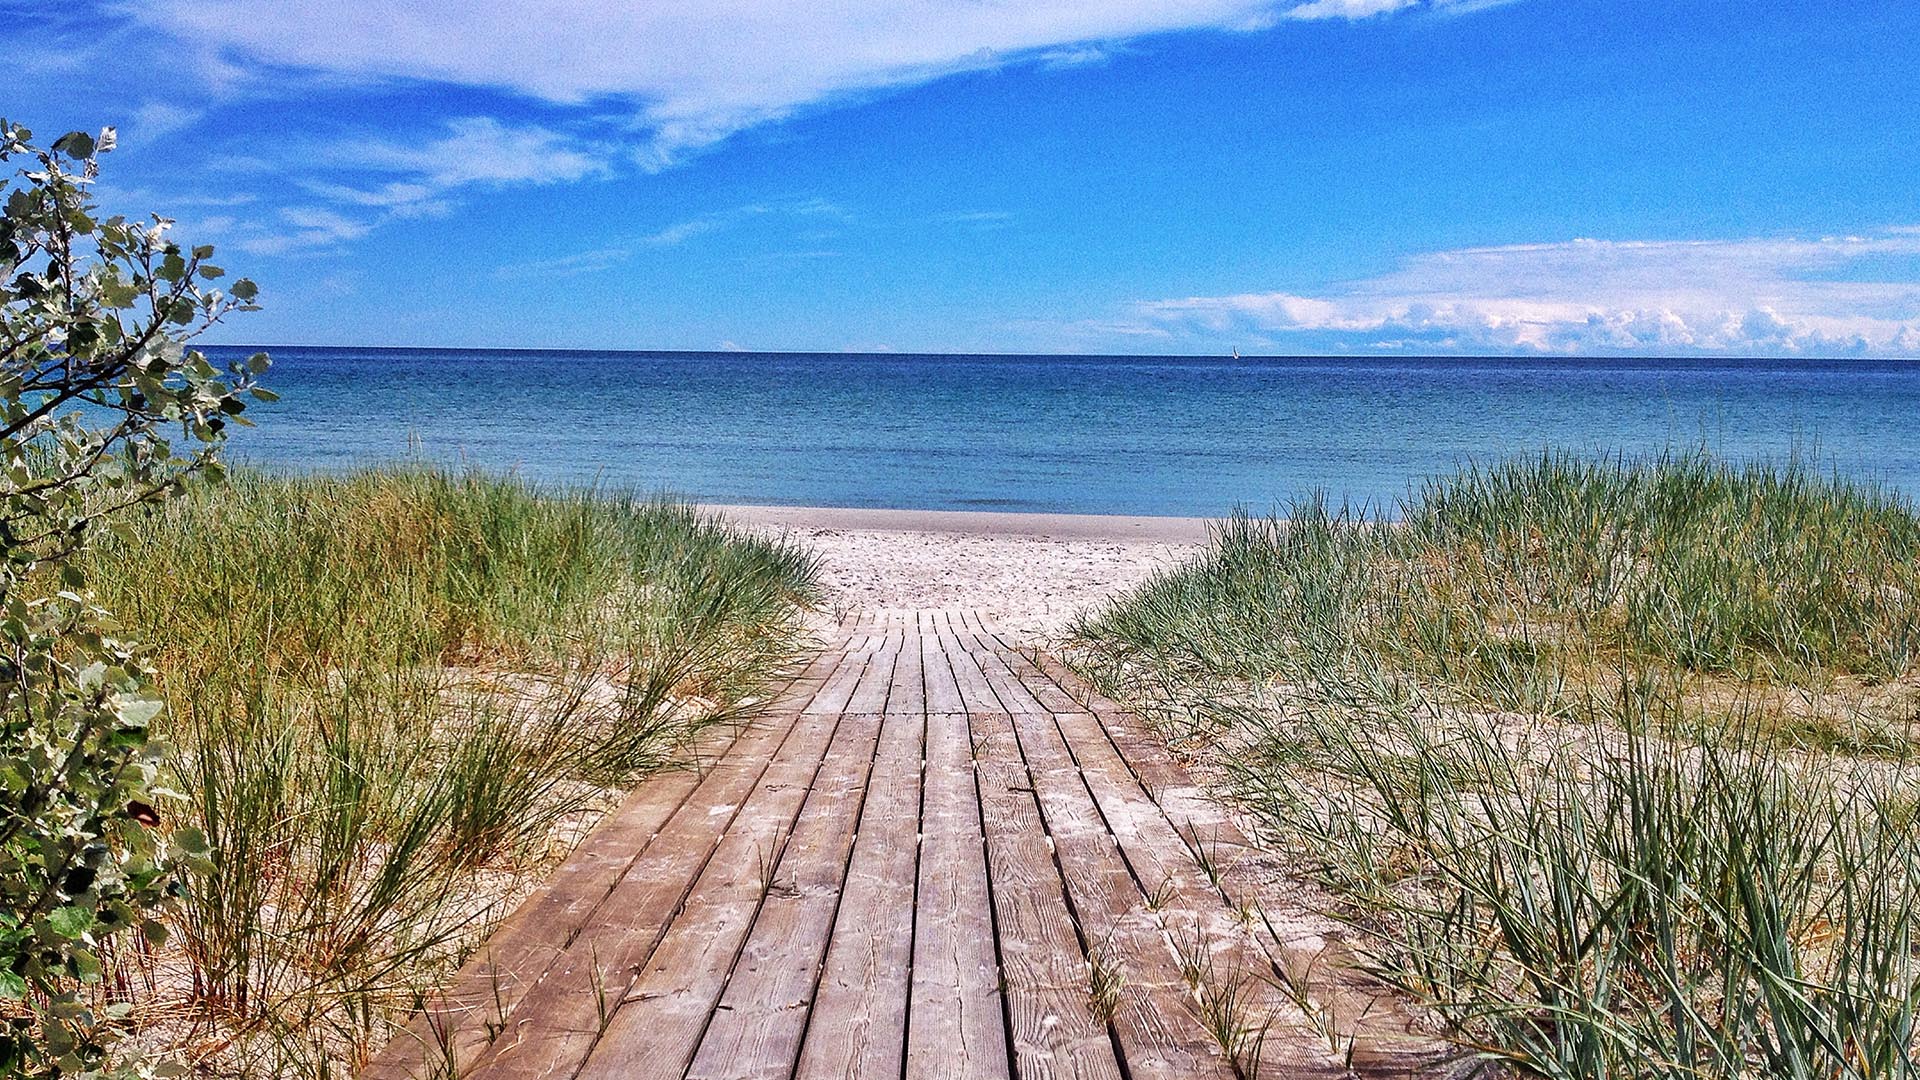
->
[707,505,1212,643]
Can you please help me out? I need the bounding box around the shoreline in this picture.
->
[703,503,1216,544]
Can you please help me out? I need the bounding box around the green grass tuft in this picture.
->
[78,466,821,1076]
[1071,451,1920,1078]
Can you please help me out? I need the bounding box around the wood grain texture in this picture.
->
[972,709,1126,1080]
[907,711,1011,1080]
[1003,708,1237,1080]
[392,612,1442,1080]
[793,710,925,1080]
[680,711,884,1080]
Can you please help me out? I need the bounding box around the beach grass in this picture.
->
[76,467,821,1077]
[1070,451,1920,1077]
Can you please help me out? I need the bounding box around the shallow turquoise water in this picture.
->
[209,347,1920,517]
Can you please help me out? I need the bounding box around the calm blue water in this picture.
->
[205,347,1920,517]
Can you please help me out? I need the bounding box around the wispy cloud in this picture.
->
[1284,0,1419,19]
[120,0,1492,166]
[228,116,611,245]
[937,210,1015,230]
[95,185,258,210]
[335,116,610,188]
[123,101,203,145]
[223,205,374,255]
[642,216,731,248]
[1130,230,1920,355]
[299,179,450,218]
[494,198,846,278]
[1285,0,1518,19]
[490,246,637,279]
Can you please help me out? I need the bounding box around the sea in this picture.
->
[204,347,1920,518]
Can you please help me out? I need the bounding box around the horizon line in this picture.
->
[199,344,1920,363]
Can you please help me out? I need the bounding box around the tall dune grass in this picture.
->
[1071,452,1920,1077]
[77,467,821,1077]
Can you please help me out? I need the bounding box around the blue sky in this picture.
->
[12,0,1920,355]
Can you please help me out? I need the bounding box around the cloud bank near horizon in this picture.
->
[1130,231,1920,355]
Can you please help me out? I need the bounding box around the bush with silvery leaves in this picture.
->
[0,120,269,1078]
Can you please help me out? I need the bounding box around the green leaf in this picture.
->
[46,906,94,939]
[0,970,25,1000]
[51,131,95,159]
[114,696,165,727]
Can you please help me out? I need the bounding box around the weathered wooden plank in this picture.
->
[1014,642,1415,1075]
[1047,711,1229,921]
[1047,711,1346,1080]
[1047,708,1444,1079]
[794,711,926,1080]
[971,709,1126,1080]
[370,644,846,1077]
[885,631,926,716]
[988,638,1084,714]
[845,633,902,713]
[460,679,836,1080]
[366,744,724,1079]
[921,632,967,714]
[1004,709,1236,1080]
[939,629,1006,714]
[390,617,1433,1080]
[807,641,877,715]
[761,642,855,712]
[570,709,850,1080]
[1021,649,1126,715]
[666,709,887,1080]
[966,639,1051,715]
[907,712,1011,1080]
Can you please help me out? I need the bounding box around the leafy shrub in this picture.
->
[0,121,266,1077]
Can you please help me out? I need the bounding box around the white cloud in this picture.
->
[124,101,203,145]
[643,217,731,248]
[278,116,612,233]
[337,117,609,188]
[296,180,453,221]
[1286,0,1519,20]
[493,198,844,278]
[493,246,638,279]
[121,0,1438,163]
[208,204,375,256]
[938,210,1015,228]
[1132,230,1920,355]
[94,185,258,210]
[1284,0,1418,19]
[300,179,436,207]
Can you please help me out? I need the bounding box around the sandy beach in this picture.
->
[708,504,1213,642]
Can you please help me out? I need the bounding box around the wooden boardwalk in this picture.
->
[366,610,1434,1080]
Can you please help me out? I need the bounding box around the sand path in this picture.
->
[708,504,1212,642]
